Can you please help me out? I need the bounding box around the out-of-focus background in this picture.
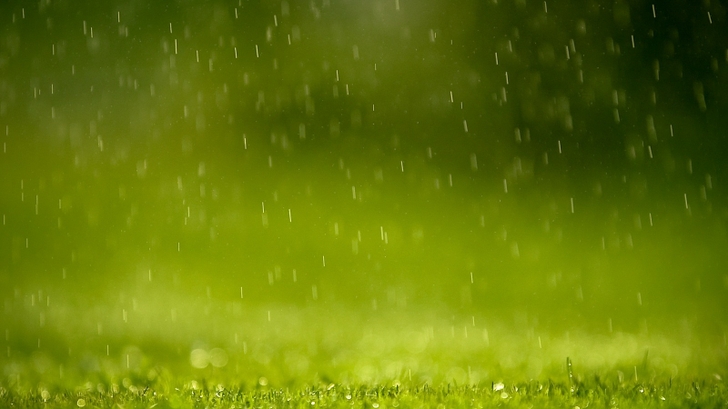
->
[1,0,727,385]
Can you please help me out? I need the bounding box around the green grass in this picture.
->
[2,299,727,408]
[2,373,726,408]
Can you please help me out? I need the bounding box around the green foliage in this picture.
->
[2,375,726,409]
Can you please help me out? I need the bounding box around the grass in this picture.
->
[1,372,726,408]
[2,288,727,408]
[2,299,727,408]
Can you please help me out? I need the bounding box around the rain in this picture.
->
[0,0,727,391]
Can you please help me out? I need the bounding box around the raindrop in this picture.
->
[209,348,228,367]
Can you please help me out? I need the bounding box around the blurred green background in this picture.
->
[1,0,727,385]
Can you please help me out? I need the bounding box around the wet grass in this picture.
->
[1,373,726,409]
[2,297,726,408]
